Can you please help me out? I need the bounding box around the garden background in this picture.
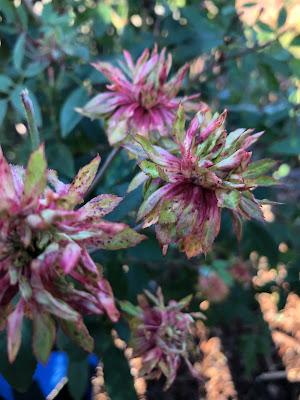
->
[0,0,299,399]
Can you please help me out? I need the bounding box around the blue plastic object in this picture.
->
[33,351,68,397]
[0,352,98,399]
[0,373,13,400]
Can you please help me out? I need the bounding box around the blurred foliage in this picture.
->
[0,0,299,398]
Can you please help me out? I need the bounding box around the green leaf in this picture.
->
[10,85,42,126]
[139,160,159,178]
[277,7,287,29]
[60,87,89,137]
[33,311,55,364]
[120,301,143,318]
[243,159,277,178]
[102,344,138,400]
[239,193,264,222]
[22,144,47,206]
[253,176,281,186]
[127,171,148,193]
[56,327,88,362]
[57,318,94,354]
[0,75,13,93]
[100,227,146,250]
[229,210,242,242]
[243,2,257,7]
[69,155,100,200]
[92,329,138,400]
[16,4,28,29]
[67,357,89,400]
[270,137,300,155]
[216,189,240,210]
[13,32,26,71]
[24,61,49,78]
[0,99,8,125]
[256,21,273,33]
[173,103,186,145]
[289,35,300,47]
[114,318,131,343]
[46,142,75,178]
[0,0,16,22]
[0,319,37,393]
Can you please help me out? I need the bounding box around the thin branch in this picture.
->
[86,147,121,197]
[256,370,287,382]
[191,31,287,82]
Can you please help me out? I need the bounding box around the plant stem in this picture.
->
[20,89,40,151]
[87,147,121,196]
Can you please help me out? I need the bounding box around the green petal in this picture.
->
[172,103,186,146]
[22,144,47,206]
[139,160,159,178]
[243,159,277,178]
[69,155,100,201]
[252,176,281,186]
[33,311,55,364]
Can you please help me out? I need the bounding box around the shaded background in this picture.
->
[0,0,299,399]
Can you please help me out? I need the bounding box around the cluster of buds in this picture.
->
[128,103,279,258]
[121,288,203,390]
[77,45,200,145]
[0,144,145,364]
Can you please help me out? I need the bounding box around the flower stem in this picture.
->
[87,147,121,196]
[20,89,40,151]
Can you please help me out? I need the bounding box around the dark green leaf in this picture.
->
[33,312,55,364]
[90,325,137,400]
[114,318,131,343]
[56,327,88,362]
[277,7,287,29]
[0,99,8,125]
[16,4,28,28]
[13,32,26,71]
[60,87,89,137]
[0,75,13,93]
[256,21,273,33]
[270,138,300,155]
[289,35,300,47]
[46,142,75,178]
[0,319,37,393]
[57,318,94,355]
[67,357,89,400]
[102,344,138,400]
[0,0,16,22]
[24,61,49,78]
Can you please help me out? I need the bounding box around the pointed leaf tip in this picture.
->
[69,154,101,201]
[22,143,47,207]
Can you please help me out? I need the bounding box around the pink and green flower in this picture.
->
[121,288,203,390]
[129,104,280,258]
[77,45,200,145]
[0,144,145,364]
